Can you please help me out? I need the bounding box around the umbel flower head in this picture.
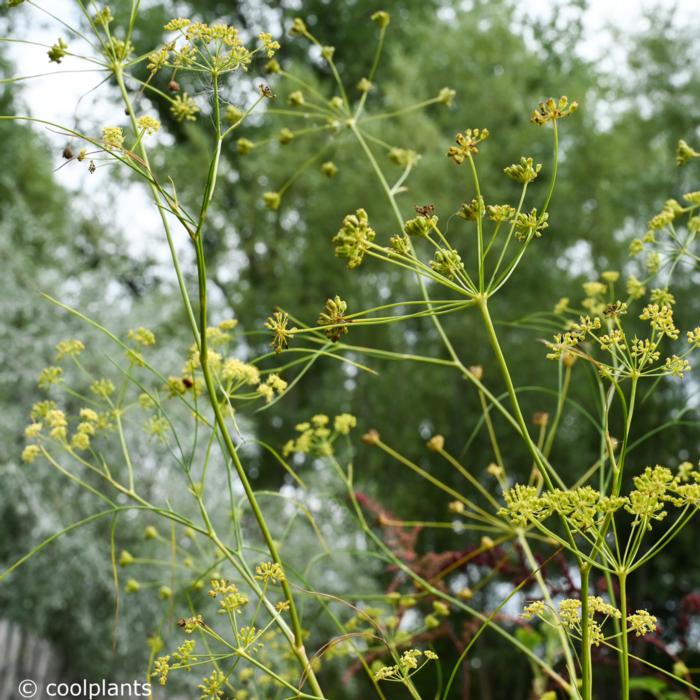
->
[404,214,437,237]
[447,128,489,164]
[48,38,68,64]
[430,249,464,279]
[265,311,296,353]
[374,649,439,683]
[317,296,350,341]
[332,209,376,269]
[255,561,286,584]
[282,413,357,457]
[531,96,578,125]
[458,197,485,221]
[504,156,542,184]
[170,93,199,122]
[102,126,125,150]
[514,209,548,241]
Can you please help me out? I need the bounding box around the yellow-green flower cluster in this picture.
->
[55,338,85,360]
[513,209,548,241]
[282,413,357,457]
[198,670,225,699]
[546,285,694,380]
[209,578,249,614]
[332,209,376,269]
[625,465,676,529]
[38,366,63,388]
[504,463,700,533]
[677,139,700,166]
[627,610,657,636]
[172,639,196,671]
[155,19,266,77]
[430,248,464,279]
[170,93,199,122]
[48,38,68,64]
[255,562,285,584]
[389,147,420,168]
[221,358,260,386]
[265,311,295,353]
[487,204,516,222]
[447,128,489,164]
[530,96,578,126]
[129,326,156,346]
[317,296,350,341]
[627,189,700,271]
[524,596,652,647]
[102,126,125,150]
[91,378,115,400]
[457,198,484,222]
[71,412,97,451]
[404,214,438,237]
[374,649,438,682]
[136,116,161,135]
[21,444,41,464]
[504,156,542,184]
[639,303,679,340]
[256,374,287,403]
[500,484,625,531]
[153,656,170,685]
[258,32,280,58]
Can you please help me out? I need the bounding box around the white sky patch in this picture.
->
[557,239,596,277]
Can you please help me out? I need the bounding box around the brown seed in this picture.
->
[62,145,74,160]
[168,79,180,93]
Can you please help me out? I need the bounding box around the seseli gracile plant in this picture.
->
[4,2,700,699]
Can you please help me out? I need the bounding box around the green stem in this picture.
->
[580,563,592,700]
[541,121,559,216]
[478,297,559,489]
[543,362,572,459]
[614,377,638,496]
[467,154,485,291]
[619,572,630,700]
